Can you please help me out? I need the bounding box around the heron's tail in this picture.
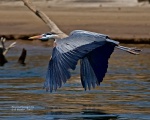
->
[116,45,142,55]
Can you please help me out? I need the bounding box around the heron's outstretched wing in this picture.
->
[80,42,116,90]
[80,57,98,90]
[44,30,118,92]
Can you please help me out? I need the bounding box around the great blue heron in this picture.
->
[29,30,141,92]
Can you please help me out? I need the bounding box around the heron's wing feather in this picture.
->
[80,57,98,90]
[80,42,116,90]
[44,48,71,92]
[87,42,116,84]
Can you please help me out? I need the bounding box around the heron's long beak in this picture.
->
[28,35,42,40]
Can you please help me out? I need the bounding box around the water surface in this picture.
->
[0,42,149,120]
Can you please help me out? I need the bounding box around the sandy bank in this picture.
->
[0,6,150,43]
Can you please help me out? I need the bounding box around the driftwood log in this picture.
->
[0,37,16,56]
[0,48,7,66]
[18,48,27,65]
[0,37,26,66]
[0,37,16,66]
[22,0,68,39]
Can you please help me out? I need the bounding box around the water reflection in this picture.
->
[0,43,149,120]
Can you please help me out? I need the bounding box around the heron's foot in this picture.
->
[116,45,142,55]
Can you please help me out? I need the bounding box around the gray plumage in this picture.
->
[43,30,119,92]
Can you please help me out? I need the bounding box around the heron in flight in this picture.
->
[29,30,141,92]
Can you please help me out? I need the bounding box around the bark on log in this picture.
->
[22,0,68,38]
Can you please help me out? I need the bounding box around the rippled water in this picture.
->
[0,42,149,120]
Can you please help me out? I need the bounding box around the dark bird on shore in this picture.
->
[29,30,141,92]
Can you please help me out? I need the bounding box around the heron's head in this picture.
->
[29,32,59,41]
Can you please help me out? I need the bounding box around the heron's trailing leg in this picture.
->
[116,45,142,55]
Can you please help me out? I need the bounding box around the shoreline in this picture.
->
[0,34,150,44]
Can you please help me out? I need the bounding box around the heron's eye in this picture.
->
[46,33,52,35]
